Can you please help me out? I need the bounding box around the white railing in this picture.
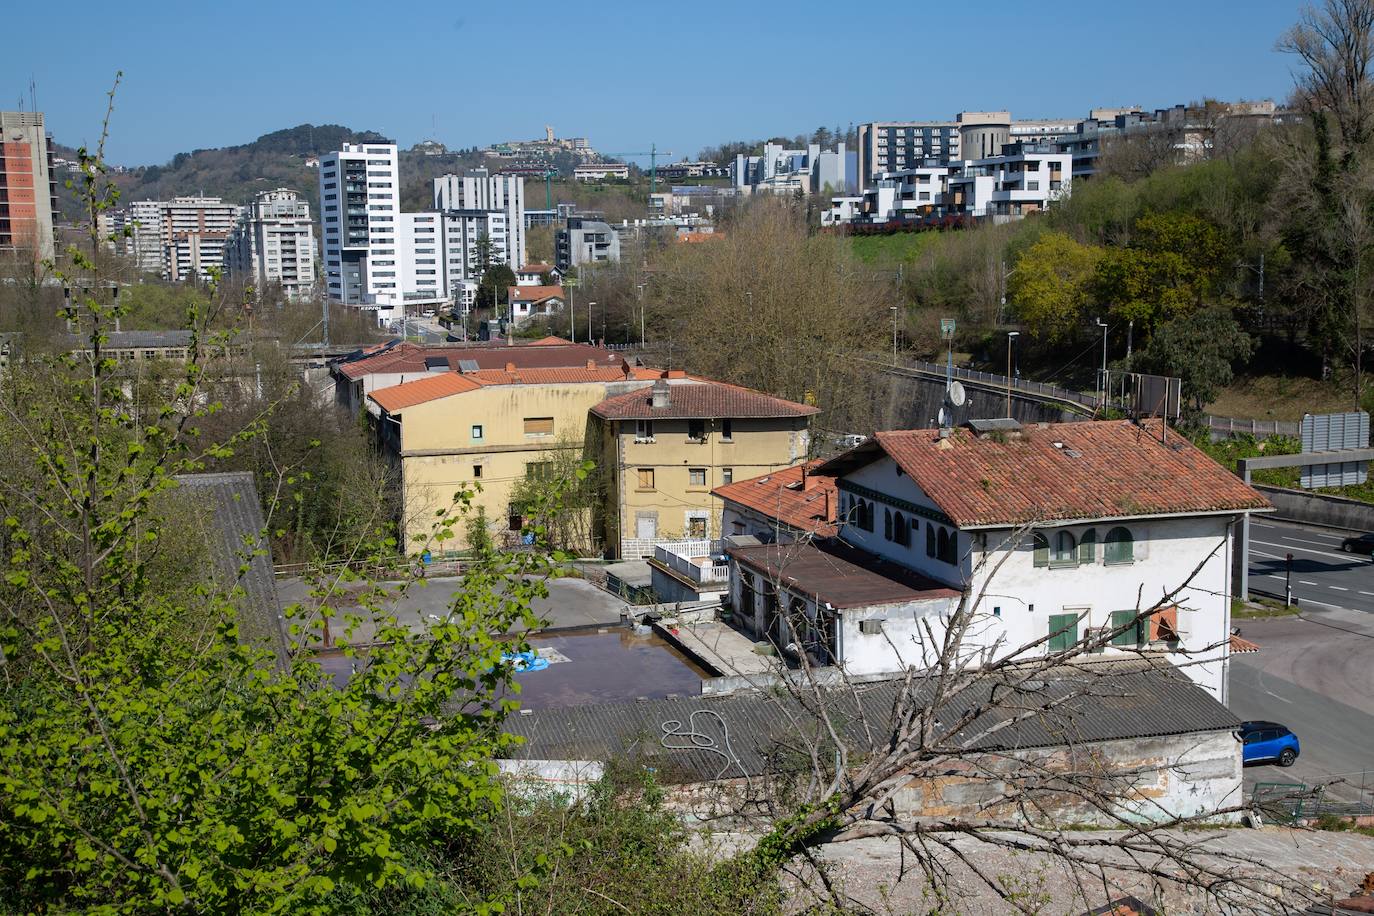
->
[621,536,722,560]
[653,543,730,583]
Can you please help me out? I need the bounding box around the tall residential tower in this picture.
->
[0,111,58,262]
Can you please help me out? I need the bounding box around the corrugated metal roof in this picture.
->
[506,658,1240,783]
[591,379,819,420]
[172,472,288,667]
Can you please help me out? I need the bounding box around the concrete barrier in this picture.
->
[1253,484,1374,533]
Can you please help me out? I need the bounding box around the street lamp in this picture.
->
[1005,331,1019,418]
[638,282,647,347]
[588,301,596,345]
[1095,316,1108,411]
[889,306,899,366]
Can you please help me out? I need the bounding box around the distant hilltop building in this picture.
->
[0,111,58,263]
[128,196,240,282]
[482,126,598,165]
[224,189,316,300]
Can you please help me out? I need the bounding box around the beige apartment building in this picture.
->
[590,375,818,557]
[369,363,660,552]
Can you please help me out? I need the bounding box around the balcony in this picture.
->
[651,541,730,583]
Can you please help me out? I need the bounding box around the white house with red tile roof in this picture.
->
[506,284,566,325]
[727,418,1270,695]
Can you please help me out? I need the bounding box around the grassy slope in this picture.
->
[848,232,940,265]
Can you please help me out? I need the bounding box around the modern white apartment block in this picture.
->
[573,163,630,181]
[224,188,316,300]
[128,196,239,282]
[856,121,961,189]
[433,168,526,274]
[319,142,403,313]
[555,216,620,272]
[945,146,1071,222]
[441,209,507,313]
[730,142,852,195]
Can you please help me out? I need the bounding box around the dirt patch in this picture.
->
[1209,374,1355,421]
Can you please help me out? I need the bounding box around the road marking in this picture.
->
[1330,586,1351,591]
[1299,580,1319,585]
[1251,539,1353,561]
[1360,591,1374,596]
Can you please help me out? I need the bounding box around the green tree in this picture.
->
[1007,231,1103,340]
[0,85,567,913]
[1093,212,1230,330]
[1135,307,1256,410]
[477,262,517,312]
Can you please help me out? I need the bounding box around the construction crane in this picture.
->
[534,168,557,210]
[602,144,675,198]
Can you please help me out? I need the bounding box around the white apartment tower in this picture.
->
[319,143,401,310]
[224,188,317,300]
[129,196,240,282]
[433,169,526,271]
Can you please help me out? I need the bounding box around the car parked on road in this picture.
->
[1340,532,1374,556]
[1240,721,1300,766]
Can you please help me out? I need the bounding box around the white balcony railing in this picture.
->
[652,541,730,583]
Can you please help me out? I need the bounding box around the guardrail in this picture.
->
[879,356,1100,413]
[1205,415,1299,439]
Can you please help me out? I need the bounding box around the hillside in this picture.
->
[55,125,491,220]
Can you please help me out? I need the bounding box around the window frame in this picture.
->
[688,467,707,488]
[1104,526,1135,565]
[522,416,555,437]
[636,467,655,491]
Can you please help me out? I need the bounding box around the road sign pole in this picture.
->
[1285,552,1294,607]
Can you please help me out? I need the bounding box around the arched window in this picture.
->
[937,528,951,564]
[862,500,874,532]
[1052,530,1077,564]
[927,523,937,558]
[884,508,893,541]
[894,512,909,546]
[1078,528,1097,564]
[1033,531,1049,567]
[942,527,958,564]
[1105,526,1135,564]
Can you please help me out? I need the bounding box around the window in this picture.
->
[635,419,654,441]
[527,462,554,481]
[1051,530,1077,566]
[721,418,733,440]
[938,528,955,564]
[473,464,483,479]
[894,512,910,547]
[688,468,707,487]
[1110,610,1142,647]
[861,500,875,532]
[884,508,893,541]
[687,516,707,539]
[688,419,706,441]
[722,467,733,484]
[1047,613,1079,652]
[927,524,937,558]
[637,468,655,490]
[1104,527,1135,564]
[1032,532,1050,566]
[523,417,554,437]
[1078,528,1097,564]
[471,424,483,440]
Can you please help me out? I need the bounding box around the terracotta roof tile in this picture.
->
[712,462,839,537]
[822,420,1269,528]
[591,379,819,420]
[368,373,485,412]
[507,284,565,302]
[336,339,623,379]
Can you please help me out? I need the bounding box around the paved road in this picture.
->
[1248,518,1374,612]
[1229,611,1374,802]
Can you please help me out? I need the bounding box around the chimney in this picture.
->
[505,361,516,372]
[651,379,671,409]
[586,359,596,369]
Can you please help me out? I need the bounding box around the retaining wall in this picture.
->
[1254,484,1374,533]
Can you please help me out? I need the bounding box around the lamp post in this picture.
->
[588,301,596,345]
[1006,331,1019,418]
[889,306,899,366]
[638,282,646,347]
[1095,316,1108,410]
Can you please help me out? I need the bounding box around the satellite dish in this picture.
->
[949,381,967,407]
[937,407,948,427]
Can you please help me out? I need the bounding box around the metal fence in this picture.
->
[1252,772,1374,823]
[894,357,1098,411]
[1204,415,1300,439]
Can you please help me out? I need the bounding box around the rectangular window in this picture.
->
[1111,610,1142,647]
[473,464,483,479]
[471,424,483,440]
[523,417,554,437]
[527,462,554,480]
[637,468,655,490]
[722,467,733,484]
[688,468,707,487]
[635,419,654,441]
[1047,613,1079,652]
[688,419,706,441]
[687,516,707,539]
[721,418,733,440]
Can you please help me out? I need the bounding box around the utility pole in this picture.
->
[589,301,596,345]
[1285,552,1294,607]
[638,282,646,347]
[941,318,956,395]
[1096,316,1108,410]
[1006,331,1019,418]
[890,306,899,366]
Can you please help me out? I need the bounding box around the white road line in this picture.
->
[1360,591,1374,596]
[1251,539,1352,561]
[1299,580,1319,585]
[1330,586,1351,591]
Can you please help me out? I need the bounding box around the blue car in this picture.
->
[1240,720,1300,767]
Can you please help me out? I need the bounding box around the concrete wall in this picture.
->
[1254,484,1374,533]
[878,369,1084,430]
[888,730,1242,826]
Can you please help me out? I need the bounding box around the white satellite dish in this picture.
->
[937,407,948,427]
[949,381,967,407]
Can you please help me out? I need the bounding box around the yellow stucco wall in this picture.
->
[392,380,649,552]
[606,416,811,554]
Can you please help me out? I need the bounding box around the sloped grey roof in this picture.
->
[172,472,287,666]
[506,658,1239,783]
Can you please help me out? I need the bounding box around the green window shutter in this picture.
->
[1078,529,1097,564]
[1105,526,1134,564]
[1048,613,1078,652]
[1033,532,1049,568]
[1110,610,1140,647]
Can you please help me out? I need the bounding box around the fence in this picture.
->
[1252,772,1374,822]
[1205,415,1299,439]
[889,357,1099,412]
[619,536,723,560]
[653,543,730,583]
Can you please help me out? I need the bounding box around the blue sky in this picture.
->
[4,0,1307,167]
